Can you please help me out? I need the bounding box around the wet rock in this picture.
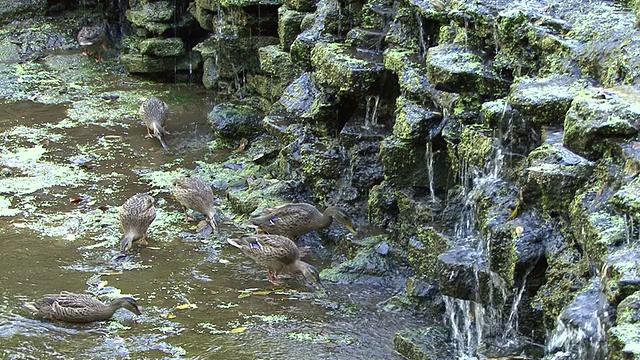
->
[376,241,389,255]
[282,0,315,12]
[139,37,185,57]
[121,52,201,74]
[207,102,264,140]
[393,96,443,142]
[194,35,280,78]
[508,75,582,126]
[190,2,215,30]
[227,178,302,215]
[522,143,594,215]
[201,58,220,89]
[609,291,640,359]
[563,87,640,161]
[426,43,509,96]
[546,279,611,360]
[278,7,306,51]
[220,0,281,6]
[0,41,21,62]
[383,48,458,111]
[481,98,538,155]
[258,45,300,82]
[299,141,343,181]
[278,72,335,125]
[604,248,640,304]
[0,0,46,24]
[379,136,427,187]
[456,124,496,173]
[345,27,386,51]
[359,0,396,30]
[125,1,174,35]
[612,180,640,224]
[407,227,450,279]
[346,140,384,191]
[436,246,492,302]
[394,326,455,360]
[311,42,385,95]
[321,236,401,285]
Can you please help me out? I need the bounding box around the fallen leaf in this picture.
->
[238,292,251,299]
[164,313,177,319]
[251,290,272,296]
[515,226,524,237]
[70,197,83,204]
[87,200,97,206]
[231,326,248,333]
[13,222,27,228]
[97,280,108,289]
[98,205,109,211]
[175,303,198,310]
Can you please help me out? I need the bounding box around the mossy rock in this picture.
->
[407,227,450,279]
[394,326,455,360]
[426,43,509,96]
[207,102,264,140]
[194,35,280,77]
[0,0,47,24]
[258,45,299,80]
[321,239,399,285]
[612,180,640,224]
[310,42,385,95]
[278,7,306,51]
[508,75,580,126]
[139,37,185,57]
[608,323,640,360]
[190,2,215,31]
[282,0,315,12]
[122,52,202,74]
[379,136,427,187]
[456,124,495,172]
[393,96,443,142]
[563,88,640,161]
[522,143,594,215]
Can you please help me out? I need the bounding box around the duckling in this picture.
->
[119,193,156,252]
[139,97,170,150]
[172,176,218,231]
[227,234,323,288]
[24,291,141,323]
[250,203,357,240]
[77,25,108,61]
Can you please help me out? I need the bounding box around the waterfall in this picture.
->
[425,142,436,202]
[364,95,380,127]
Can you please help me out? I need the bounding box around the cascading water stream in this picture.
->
[443,128,529,358]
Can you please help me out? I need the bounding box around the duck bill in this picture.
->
[345,223,357,235]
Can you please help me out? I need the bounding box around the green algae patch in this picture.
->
[0,145,88,196]
[0,196,20,216]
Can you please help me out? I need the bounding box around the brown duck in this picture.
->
[227,234,323,288]
[24,291,141,323]
[173,176,218,230]
[77,25,108,61]
[139,97,170,150]
[250,203,357,240]
[119,193,157,252]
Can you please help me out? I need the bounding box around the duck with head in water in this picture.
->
[119,193,157,252]
[139,96,170,150]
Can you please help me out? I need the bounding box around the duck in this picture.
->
[119,193,157,252]
[139,97,170,150]
[172,176,218,230]
[24,291,141,323]
[249,203,357,240]
[227,234,323,288]
[77,25,108,61]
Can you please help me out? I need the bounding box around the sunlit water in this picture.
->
[0,85,429,359]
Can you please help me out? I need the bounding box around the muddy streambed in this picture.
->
[0,75,428,358]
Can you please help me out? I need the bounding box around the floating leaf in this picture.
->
[515,226,524,237]
[231,326,247,333]
[218,259,230,264]
[251,290,272,296]
[87,200,97,206]
[175,302,198,310]
[13,222,27,228]
[238,291,251,299]
[97,280,108,289]
[165,313,177,319]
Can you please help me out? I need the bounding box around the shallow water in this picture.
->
[0,86,428,359]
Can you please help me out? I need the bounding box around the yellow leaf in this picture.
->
[515,226,524,237]
[251,290,272,296]
[231,327,247,333]
[87,200,97,206]
[13,222,27,228]
[97,280,108,288]
[175,303,198,310]
[165,313,176,319]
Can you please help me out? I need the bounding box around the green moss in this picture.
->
[407,227,450,278]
